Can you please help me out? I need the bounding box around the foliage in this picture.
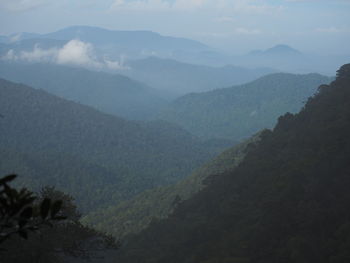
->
[0,174,64,244]
[0,181,119,263]
[159,72,332,140]
[114,64,350,263]
[82,133,261,239]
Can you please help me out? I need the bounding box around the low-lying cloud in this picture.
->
[1,39,128,70]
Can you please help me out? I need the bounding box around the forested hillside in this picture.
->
[0,78,227,212]
[82,133,261,239]
[159,72,332,140]
[0,62,167,120]
[115,64,350,263]
[120,57,275,95]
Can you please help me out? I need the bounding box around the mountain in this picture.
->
[119,56,275,95]
[40,26,208,51]
[0,78,228,212]
[0,62,167,120]
[235,44,343,74]
[114,64,350,263]
[0,26,210,61]
[249,44,302,56]
[0,35,7,43]
[159,73,332,140]
[82,133,261,240]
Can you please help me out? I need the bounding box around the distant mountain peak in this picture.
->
[249,44,302,56]
[266,44,301,54]
[52,25,160,36]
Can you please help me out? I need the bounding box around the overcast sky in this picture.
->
[0,0,349,54]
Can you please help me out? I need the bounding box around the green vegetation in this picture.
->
[0,78,228,213]
[0,177,118,263]
[114,64,350,263]
[159,72,332,140]
[82,133,260,239]
[0,174,65,243]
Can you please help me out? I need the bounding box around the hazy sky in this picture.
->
[0,0,349,54]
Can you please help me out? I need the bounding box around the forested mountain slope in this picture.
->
[82,134,261,239]
[0,62,167,120]
[120,57,275,95]
[115,64,350,263]
[159,72,332,140]
[0,78,226,212]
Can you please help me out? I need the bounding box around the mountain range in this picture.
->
[114,64,350,263]
[0,78,229,212]
[159,72,332,140]
[119,56,275,95]
[0,25,210,61]
[1,25,346,75]
[0,61,167,120]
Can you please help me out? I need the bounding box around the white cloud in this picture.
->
[20,45,58,62]
[56,40,101,68]
[1,39,129,70]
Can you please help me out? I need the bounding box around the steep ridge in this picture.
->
[0,78,227,212]
[115,64,350,263]
[159,72,332,140]
[82,134,261,239]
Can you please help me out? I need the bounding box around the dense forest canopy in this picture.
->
[159,72,332,140]
[0,78,228,213]
[113,64,350,263]
[82,133,261,239]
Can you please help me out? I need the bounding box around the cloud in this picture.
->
[56,40,101,68]
[315,27,350,33]
[19,46,58,62]
[1,39,129,70]
[111,0,208,11]
[234,27,262,35]
[110,0,283,15]
[0,0,47,12]
[215,16,235,23]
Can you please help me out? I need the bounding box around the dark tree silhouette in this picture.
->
[0,174,65,244]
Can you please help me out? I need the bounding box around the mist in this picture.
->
[0,1,350,263]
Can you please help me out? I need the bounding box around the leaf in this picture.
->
[0,174,17,185]
[40,198,51,219]
[20,207,33,219]
[18,230,28,239]
[50,200,63,218]
[52,216,67,220]
[18,219,28,228]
